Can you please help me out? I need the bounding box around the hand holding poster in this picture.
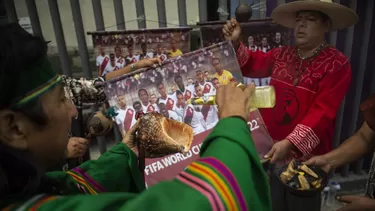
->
[103,41,273,187]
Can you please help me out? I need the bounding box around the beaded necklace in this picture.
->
[293,42,327,86]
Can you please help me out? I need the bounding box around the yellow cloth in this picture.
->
[213,69,233,85]
[169,49,183,57]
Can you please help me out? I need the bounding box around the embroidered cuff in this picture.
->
[286,124,320,157]
[236,42,249,67]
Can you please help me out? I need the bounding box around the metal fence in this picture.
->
[2,0,375,181]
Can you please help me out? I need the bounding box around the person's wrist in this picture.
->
[220,110,248,121]
[284,138,296,151]
[322,153,336,169]
[131,63,138,71]
[232,40,241,50]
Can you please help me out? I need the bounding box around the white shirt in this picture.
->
[201,105,219,130]
[115,107,137,134]
[155,53,167,62]
[125,55,140,64]
[168,110,182,122]
[142,52,154,59]
[96,55,108,67]
[115,56,126,68]
[248,45,258,52]
[198,81,215,95]
[177,85,195,100]
[158,94,177,111]
[179,64,188,73]
[142,103,160,113]
[261,46,271,53]
[182,104,206,135]
[102,62,121,76]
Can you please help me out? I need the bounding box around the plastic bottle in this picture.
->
[188,85,276,108]
[326,181,339,207]
[322,186,329,206]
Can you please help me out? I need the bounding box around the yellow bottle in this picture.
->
[187,85,276,109]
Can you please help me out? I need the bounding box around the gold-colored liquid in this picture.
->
[187,85,276,109]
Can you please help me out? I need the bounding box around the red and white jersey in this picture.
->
[173,104,184,118]
[115,107,137,134]
[182,105,206,135]
[97,55,110,75]
[142,103,159,113]
[158,94,177,111]
[177,85,195,100]
[141,52,154,60]
[207,50,214,59]
[115,56,126,68]
[155,53,167,62]
[168,110,182,122]
[102,63,121,76]
[199,105,219,130]
[125,55,140,64]
[96,55,108,67]
[198,81,215,95]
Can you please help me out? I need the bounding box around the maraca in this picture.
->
[235,3,253,23]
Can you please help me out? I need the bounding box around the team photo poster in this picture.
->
[103,41,273,187]
[199,19,291,86]
[88,27,192,77]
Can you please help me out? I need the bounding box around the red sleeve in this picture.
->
[236,42,276,78]
[286,59,352,156]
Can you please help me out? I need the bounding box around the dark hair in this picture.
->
[133,101,141,107]
[196,69,202,74]
[114,46,121,51]
[176,90,183,97]
[0,23,48,127]
[212,77,219,82]
[194,83,200,88]
[212,58,220,65]
[174,75,182,82]
[156,82,164,88]
[137,88,148,97]
[109,53,115,59]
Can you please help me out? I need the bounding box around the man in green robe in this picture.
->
[0,23,271,210]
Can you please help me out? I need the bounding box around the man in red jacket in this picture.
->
[223,0,358,165]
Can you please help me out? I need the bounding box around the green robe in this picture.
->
[2,117,271,210]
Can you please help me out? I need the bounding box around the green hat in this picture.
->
[0,57,61,109]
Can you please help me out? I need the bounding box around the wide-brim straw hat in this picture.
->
[271,0,358,31]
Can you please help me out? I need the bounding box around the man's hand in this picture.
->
[336,195,375,211]
[137,58,161,69]
[303,155,333,173]
[67,137,89,158]
[216,82,255,121]
[222,18,242,48]
[264,139,294,163]
[122,120,140,155]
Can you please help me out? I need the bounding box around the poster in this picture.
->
[87,27,192,76]
[104,41,273,187]
[198,19,291,87]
